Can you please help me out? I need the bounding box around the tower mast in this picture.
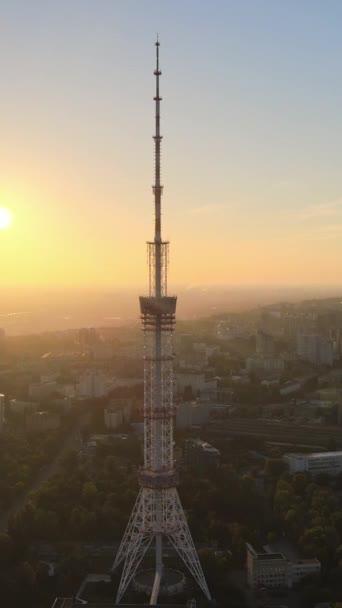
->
[112,40,211,606]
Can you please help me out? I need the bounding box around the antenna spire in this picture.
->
[153,37,162,245]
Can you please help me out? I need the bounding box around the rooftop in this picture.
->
[256,553,286,561]
[188,439,219,453]
[285,451,342,459]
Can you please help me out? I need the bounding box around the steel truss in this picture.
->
[113,487,210,603]
[112,39,210,606]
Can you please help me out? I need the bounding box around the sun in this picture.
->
[0,207,12,230]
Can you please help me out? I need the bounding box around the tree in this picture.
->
[60,547,88,590]
[8,501,37,545]
[82,481,98,505]
[16,561,36,588]
[265,458,288,478]
[292,472,309,495]
[315,472,331,487]
[0,533,14,565]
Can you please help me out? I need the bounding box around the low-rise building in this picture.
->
[104,398,132,430]
[104,408,123,430]
[176,373,217,397]
[283,451,342,476]
[289,559,321,585]
[247,544,288,589]
[27,411,61,432]
[29,380,58,401]
[176,402,210,430]
[247,543,321,589]
[246,355,285,377]
[109,398,132,422]
[280,381,301,396]
[9,399,37,415]
[185,439,220,470]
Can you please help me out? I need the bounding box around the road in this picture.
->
[0,412,90,533]
[207,417,342,448]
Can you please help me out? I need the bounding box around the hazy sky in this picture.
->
[1,0,342,289]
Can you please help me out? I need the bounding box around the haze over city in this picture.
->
[3,3,342,608]
[1,0,342,305]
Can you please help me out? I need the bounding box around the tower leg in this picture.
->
[112,489,153,604]
[168,490,211,601]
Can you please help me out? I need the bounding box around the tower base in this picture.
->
[133,568,185,596]
[112,487,211,604]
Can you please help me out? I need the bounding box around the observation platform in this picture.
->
[140,296,177,317]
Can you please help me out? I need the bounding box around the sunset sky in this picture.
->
[1,1,342,289]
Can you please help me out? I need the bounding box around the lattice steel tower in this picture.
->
[112,40,211,605]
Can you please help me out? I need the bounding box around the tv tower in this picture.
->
[112,40,211,605]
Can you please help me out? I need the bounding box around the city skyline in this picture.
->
[2,1,342,289]
[2,7,342,606]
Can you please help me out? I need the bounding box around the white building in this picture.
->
[297,334,334,366]
[289,559,321,585]
[247,544,288,589]
[284,451,342,476]
[247,543,320,589]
